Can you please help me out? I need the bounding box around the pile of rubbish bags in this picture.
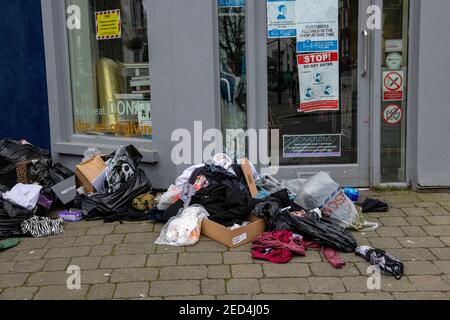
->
[152,153,403,278]
[0,139,70,239]
[0,139,403,279]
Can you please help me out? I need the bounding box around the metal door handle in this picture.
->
[362,30,369,76]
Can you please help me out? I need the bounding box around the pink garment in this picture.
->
[252,231,305,264]
[252,231,346,269]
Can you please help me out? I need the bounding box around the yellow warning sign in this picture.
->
[96,10,121,40]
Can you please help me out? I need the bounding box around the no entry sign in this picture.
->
[383,104,403,125]
[383,71,404,101]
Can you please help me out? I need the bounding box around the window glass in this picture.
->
[66,0,151,139]
[381,0,409,182]
[267,0,359,166]
[218,0,247,161]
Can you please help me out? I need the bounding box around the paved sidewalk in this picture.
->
[1,190,450,300]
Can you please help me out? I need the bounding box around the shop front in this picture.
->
[41,0,448,189]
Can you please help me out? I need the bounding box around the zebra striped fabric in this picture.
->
[21,216,65,238]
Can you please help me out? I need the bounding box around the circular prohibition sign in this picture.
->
[383,104,404,125]
[384,71,403,91]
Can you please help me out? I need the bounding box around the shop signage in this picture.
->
[383,104,403,125]
[383,71,404,101]
[386,52,403,70]
[295,0,339,53]
[267,0,297,38]
[218,0,245,8]
[385,39,403,53]
[298,52,340,112]
[283,134,342,158]
[96,10,121,40]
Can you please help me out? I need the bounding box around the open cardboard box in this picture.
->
[75,155,106,193]
[202,214,266,248]
[201,158,266,248]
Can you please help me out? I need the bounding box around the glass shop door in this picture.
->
[265,0,373,186]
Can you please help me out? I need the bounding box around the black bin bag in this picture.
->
[81,168,151,220]
[28,159,74,199]
[0,139,49,187]
[0,198,34,239]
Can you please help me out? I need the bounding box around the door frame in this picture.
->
[248,0,375,187]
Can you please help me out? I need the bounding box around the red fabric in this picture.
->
[252,231,345,269]
[251,231,305,264]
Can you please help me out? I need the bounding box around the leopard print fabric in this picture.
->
[16,161,29,184]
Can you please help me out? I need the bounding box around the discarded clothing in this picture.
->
[188,164,249,194]
[356,246,404,280]
[253,189,357,253]
[0,238,21,250]
[163,184,259,227]
[252,230,345,269]
[252,231,305,263]
[361,198,389,213]
[2,184,42,210]
[21,216,65,238]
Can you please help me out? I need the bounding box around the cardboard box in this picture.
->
[240,158,258,198]
[75,156,106,193]
[202,215,266,248]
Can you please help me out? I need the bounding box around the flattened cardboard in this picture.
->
[240,158,258,198]
[201,215,266,248]
[51,176,77,205]
[75,155,106,193]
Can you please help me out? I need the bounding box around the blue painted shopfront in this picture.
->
[0,0,50,150]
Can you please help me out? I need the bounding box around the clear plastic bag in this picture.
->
[155,205,209,246]
[295,172,378,231]
[157,185,183,210]
[82,148,102,163]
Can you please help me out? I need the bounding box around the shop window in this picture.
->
[66,0,151,139]
[218,0,247,161]
[380,0,409,182]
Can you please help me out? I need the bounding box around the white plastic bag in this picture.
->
[157,185,183,210]
[296,172,378,231]
[155,205,209,246]
[2,184,43,210]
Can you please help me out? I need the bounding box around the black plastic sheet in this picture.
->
[253,189,358,253]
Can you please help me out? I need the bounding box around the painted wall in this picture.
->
[0,0,50,150]
[416,0,450,187]
[147,0,219,188]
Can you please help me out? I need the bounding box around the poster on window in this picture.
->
[96,10,121,40]
[295,0,339,53]
[283,134,342,158]
[267,0,297,38]
[298,52,340,113]
[218,0,245,8]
